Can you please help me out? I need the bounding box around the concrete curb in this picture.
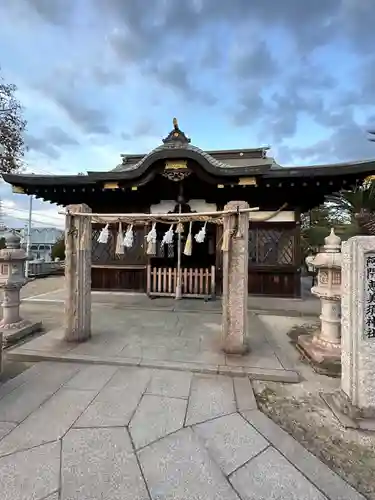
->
[6,349,300,383]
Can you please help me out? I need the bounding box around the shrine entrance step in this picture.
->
[147,265,216,298]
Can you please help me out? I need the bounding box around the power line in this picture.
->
[3,213,64,228]
[4,205,64,223]
[5,211,64,227]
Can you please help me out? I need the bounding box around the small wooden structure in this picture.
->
[148,265,215,298]
[4,119,375,298]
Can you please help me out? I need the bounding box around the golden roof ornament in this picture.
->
[162,117,191,146]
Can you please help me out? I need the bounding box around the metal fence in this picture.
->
[27,260,65,278]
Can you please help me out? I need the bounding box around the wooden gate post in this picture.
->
[64,204,92,342]
[222,200,249,354]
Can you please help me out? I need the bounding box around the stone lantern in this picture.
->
[0,233,41,346]
[298,228,342,375]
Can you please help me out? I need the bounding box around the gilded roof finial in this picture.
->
[173,117,178,130]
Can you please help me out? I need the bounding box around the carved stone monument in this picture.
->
[0,233,42,345]
[323,236,375,430]
[297,229,342,376]
[222,200,249,354]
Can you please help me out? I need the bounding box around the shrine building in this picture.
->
[3,119,375,299]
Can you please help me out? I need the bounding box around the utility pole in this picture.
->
[25,195,33,278]
[0,199,6,233]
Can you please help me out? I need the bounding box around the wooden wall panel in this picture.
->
[91,266,146,292]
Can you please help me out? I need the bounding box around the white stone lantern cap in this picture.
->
[324,228,341,252]
[311,228,342,269]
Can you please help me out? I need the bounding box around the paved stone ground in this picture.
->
[7,307,299,382]
[21,276,320,317]
[20,276,64,299]
[0,362,364,500]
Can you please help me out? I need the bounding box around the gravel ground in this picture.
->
[256,315,375,500]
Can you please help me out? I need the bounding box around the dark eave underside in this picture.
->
[13,173,364,212]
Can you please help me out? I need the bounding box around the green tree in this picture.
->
[301,203,359,263]
[0,70,27,173]
[51,237,65,260]
[326,179,375,235]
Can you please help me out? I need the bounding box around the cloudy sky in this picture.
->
[1,0,375,228]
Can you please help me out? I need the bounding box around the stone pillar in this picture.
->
[297,229,342,376]
[0,332,2,374]
[323,236,375,430]
[64,204,92,342]
[0,233,42,345]
[222,201,249,354]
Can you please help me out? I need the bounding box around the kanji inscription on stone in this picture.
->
[365,254,375,339]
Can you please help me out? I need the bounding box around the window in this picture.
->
[249,227,295,266]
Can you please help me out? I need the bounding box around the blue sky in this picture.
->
[1,0,375,228]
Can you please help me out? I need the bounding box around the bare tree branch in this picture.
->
[0,69,26,173]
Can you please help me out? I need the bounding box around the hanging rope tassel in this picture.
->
[194,221,207,243]
[146,222,157,255]
[115,222,124,255]
[183,222,193,256]
[221,228,230,252]
[123,224,134,248]
[97,224,109,244]
[176,222,184,234]
[162,224,174,245]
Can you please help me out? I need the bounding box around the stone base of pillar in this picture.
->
[297,333,341,377]
[222,335,250,355]
[1,320,43,347]
[322,390,375,432]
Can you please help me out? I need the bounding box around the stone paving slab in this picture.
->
[230,446,327,500]
[138,427,241,500]
[0,441,60,500]
[0,388,97,456]
[0,422,16,440]
[0,361,79,401]
[73,368,151,428]
[63,364,118,391]
[0,362,80,423]
[233,377,257,411]
[193,413,269,475]
[0,362,364,500]
[185,374,236,425]
[44,494,59,500]
[129,394,187,449]
[146,369,192,398]
[61,427,149,500]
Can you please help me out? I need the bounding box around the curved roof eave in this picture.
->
[3,156,375,188]
[110,143,272,177]
[1,173,96,186]
[266,158,375,178]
